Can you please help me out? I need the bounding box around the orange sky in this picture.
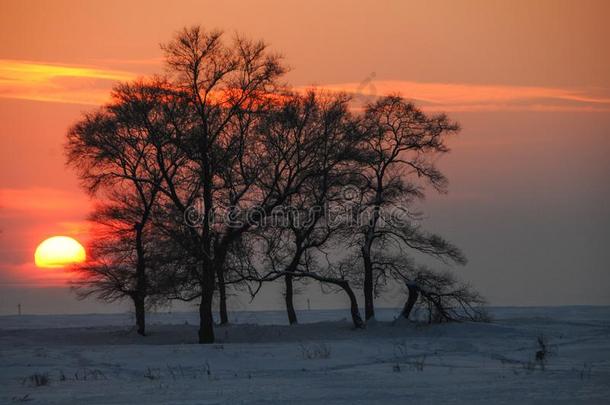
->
[0,0,609,312]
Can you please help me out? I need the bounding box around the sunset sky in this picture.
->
[0,0,609,314]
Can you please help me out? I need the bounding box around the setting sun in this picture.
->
[34,236,86,268]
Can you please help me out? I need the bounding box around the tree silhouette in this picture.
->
[158,26,287,342]
[66,26,486,343]
[347,95,465,321]
[243,90,365,327]
[66,79,172,335]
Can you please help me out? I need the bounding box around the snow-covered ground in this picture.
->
[0,307,609,404]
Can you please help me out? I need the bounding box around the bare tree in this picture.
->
[71,194,172,334]
[245,91,365,327]
[158,26,287,343]
[347,95,464,321]
[396,265,488,323]
[66,80,170,335]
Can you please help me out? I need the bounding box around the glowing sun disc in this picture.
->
[35,236,86,268]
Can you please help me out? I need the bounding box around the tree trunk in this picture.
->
[216,265,229,325]
[362,248,375,320]
[400,283,419,320]
[134,223,147,336]
[134,295,146,336]
[199,123,214,343]
[362,186,382,321]
[198,289,215,344]
[338,280,365,329]
[284,274,298,325]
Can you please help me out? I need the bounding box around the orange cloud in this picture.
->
[306,80,610,112]
[3,58,608,112]
[0,59,136,105]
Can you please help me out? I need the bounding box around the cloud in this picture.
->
[2,58,608,112]
[305,80,610,112]
[0,59,136,105]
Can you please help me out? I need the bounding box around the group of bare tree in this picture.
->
[65,26,485,344]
